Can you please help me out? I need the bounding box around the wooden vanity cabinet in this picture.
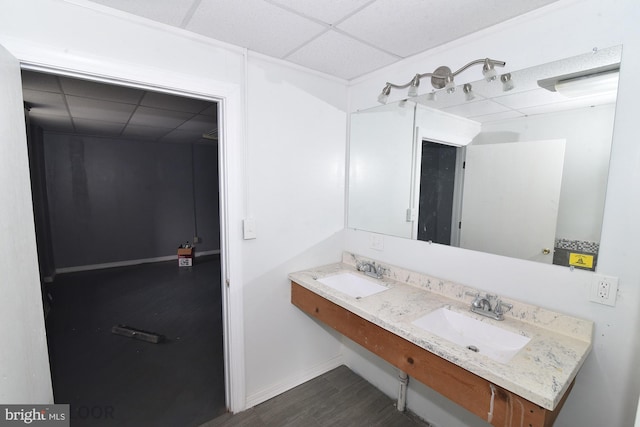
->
[291,281,573,427]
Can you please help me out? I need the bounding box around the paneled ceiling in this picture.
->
[85,0,561,80]
[23,0,581,141]
[22,70,218,144]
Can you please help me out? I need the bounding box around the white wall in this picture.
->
[346,1,640,426]
[242,53,347,405]
[0,44,53,405]
[0,0,348,412]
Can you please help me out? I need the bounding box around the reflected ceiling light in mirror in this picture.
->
[376,58,507,103]
[537,64,620,98]
[463,83,475,101]
[555,71,619,98]
[425,90,437,101]
[501,73,515,91]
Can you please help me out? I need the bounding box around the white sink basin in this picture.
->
[412,308,530,363]
[317,272,389,298]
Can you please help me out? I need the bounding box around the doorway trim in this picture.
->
[17,59,246,412]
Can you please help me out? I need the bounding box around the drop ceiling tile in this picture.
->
[140,91,213,114]
[469,110,525,123]
[491,88,568,110]
[73,118,125,136]
[267,0,375,24]
[186,0,327,58]
[121,124,172,140]
[60,77,144,104]
[441,99,511,118]
[160,129,204,144]
[87,0,197,26]
[66,95,136,123]
[176,115,217,133]
[21,71,60,93]
[286,30,398,80]
[128,106,194,128]
[23,90,68,116]
[28,113,74,132]
[199,104,218,118]
[518,95,616,116]
[337,0,559,58]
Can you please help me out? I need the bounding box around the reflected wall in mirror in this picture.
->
[348,46,622,270]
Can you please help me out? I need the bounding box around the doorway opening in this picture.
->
[22,69,227,426]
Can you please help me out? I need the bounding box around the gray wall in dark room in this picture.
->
[43,133,219,269]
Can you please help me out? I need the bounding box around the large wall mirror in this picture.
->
[348,46,622,270]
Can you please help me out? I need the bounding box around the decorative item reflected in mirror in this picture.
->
[348,46,622,270]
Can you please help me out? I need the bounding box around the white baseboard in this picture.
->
[54,249,221,275]
[244,354,344,409]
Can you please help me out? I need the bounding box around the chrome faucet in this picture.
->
[465,292,513,321]
[356,261,385,279]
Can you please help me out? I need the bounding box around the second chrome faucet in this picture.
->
[465,292,513,321]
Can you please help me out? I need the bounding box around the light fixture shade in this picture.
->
[483,68,496,82]
[378,84,391,104]
[445,76,456,94]
[555,71,619,97]
[501,73,514,91]
[483,59,497,82]
[425,90,437,101]
[463,83,475,101]
[408,74,420,97]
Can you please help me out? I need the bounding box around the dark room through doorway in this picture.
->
[22,69,226,426]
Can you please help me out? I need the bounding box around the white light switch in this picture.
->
[243,218,257,240]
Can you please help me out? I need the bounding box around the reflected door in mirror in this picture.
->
[417,141,459,245]
[459,139,566,263]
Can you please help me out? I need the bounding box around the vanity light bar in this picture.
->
[377,58,509,104]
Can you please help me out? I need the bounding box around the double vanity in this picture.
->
[289,252,593,427]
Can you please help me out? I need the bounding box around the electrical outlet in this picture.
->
[589,274,618,306]
[193,236,201,244]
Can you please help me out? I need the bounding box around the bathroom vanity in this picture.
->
[289,253,593,427]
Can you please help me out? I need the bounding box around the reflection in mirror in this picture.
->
[348,46,622,270]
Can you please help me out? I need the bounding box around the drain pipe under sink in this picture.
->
[397,370,409,411]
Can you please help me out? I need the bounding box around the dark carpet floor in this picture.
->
[45,255,226,427]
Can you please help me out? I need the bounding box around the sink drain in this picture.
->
[467,345,479,353]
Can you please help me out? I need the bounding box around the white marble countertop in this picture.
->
[288,252,593,411]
